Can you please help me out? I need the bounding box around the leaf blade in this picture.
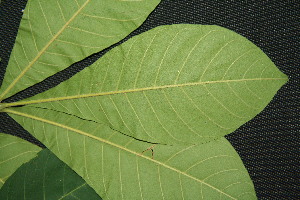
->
[7,107,257,199]
[0,0,160,100]
[0,133,41,188]
[14,24,288,144]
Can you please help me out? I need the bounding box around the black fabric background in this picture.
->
[0,1,299,199]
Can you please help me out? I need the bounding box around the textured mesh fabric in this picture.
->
[0,1,299,199]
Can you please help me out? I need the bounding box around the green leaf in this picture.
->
[11,24,288,145]
[0,133,41,188]
[0,149,103,200]
[0,0,160,100]
[1,110,257,199]
[0,4,287,198]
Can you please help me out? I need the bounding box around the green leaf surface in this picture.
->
[3,109,257,199]
[0,133,41,188]
[0,8,287,198]
[0,149,102,200]
[14,24,288,145]
[0,0,160,100]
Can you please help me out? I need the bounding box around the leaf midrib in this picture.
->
[3,77,286,108]
[0,0,90,100]
[6,108,238,199]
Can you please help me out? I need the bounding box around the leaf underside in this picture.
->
[13,25,288,145]
[0,149,102,200]
[2,23,288,199]
[0,0,160,100]
[0,1,288,198]
[3,110,257,199]
[0,133,41,188]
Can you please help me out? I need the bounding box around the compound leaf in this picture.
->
[1,14,287,199]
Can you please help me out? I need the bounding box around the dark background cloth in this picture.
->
[0,0,299,199]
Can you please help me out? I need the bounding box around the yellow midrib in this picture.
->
[5,108,237,200]
[4,77,287,107]
[0,0,90,100]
